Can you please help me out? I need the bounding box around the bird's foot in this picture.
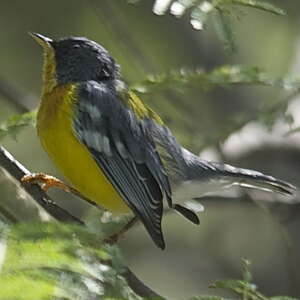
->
[22,173,100,208]
[21,173,73,192]
[104,216,138,245]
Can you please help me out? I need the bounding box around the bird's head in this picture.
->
[30,33,119,92]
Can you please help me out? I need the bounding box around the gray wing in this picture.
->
[74,81,171,249]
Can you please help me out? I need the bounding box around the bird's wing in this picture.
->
[73,81,171,249]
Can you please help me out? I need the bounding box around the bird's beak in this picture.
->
[29,32,53,49]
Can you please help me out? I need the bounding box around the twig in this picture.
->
[104,216,138,244]
[124,267,162,298]
[0,146,84,224]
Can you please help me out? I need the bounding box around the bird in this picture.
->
[28,33,296,249]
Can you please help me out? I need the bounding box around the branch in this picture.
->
[0,146,84,224]
[0,79,163,298]
[124,267,162,298]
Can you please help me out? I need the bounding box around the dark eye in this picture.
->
[73,44,80,49]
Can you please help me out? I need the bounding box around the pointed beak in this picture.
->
[29,32,53,49]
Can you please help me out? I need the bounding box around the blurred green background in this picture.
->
[1,0,300,299]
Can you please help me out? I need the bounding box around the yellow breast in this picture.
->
[37,84,130,213]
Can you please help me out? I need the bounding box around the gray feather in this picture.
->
[175,148,296,200]
[147,123,296,200]
[74,80,169,249]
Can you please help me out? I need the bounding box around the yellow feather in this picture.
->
[123,91,164,126]
[40,42,57,95]
[37,83,130,213]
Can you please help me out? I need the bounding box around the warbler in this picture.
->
[30,33,295,249]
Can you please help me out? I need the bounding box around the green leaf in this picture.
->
[211,279,268,300]
[0,222,141,300]
[212,8,236,52]
[0,223,299,299]
[226,0,286,16]
[131,65,274,95]
[131,66,300,130]
[0,110,37,141]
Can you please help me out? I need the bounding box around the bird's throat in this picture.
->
[42,47,57,95]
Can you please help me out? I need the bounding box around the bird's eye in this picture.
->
[73,44,80,49]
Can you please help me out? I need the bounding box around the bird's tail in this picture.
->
[210,162,296,196]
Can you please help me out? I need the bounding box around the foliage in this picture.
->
[0,110,36,141]
[1,66,299,142]
[133,65,299,129]
[0,222,143,300]
[0,223,298,300]
[131,65,274,94]
[188,260,299,300]
[135,0,285,51]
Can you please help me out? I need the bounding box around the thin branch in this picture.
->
[0,146,84,224]
[123,267,162,298]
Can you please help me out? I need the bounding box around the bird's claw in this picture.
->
[21,173,71,193]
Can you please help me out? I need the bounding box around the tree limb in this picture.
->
[0,146,84,224]
[124,267,162,298]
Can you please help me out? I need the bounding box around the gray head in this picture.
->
[30,33,119,85]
